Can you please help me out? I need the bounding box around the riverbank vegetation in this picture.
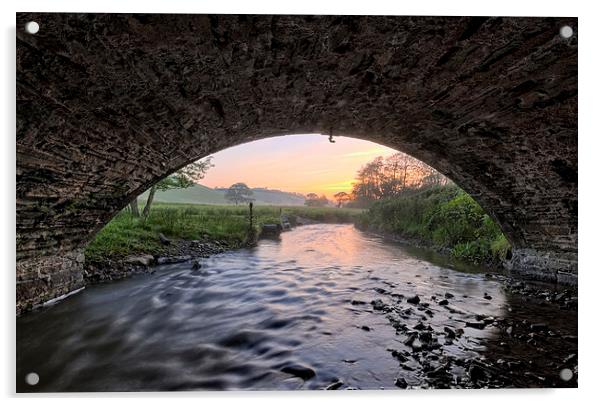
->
[355,185,511,264]
[337,153,510,265]
[85,203,362,262]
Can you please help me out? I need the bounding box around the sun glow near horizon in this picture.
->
[198,134,397,198]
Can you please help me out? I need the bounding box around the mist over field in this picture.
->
[139,183,306,206]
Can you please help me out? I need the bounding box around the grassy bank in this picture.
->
[85,203,362,262]
[355,186,511,265]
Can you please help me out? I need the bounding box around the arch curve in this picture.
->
[16,13,577,312]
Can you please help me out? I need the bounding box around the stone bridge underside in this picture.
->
[16,13,577,313]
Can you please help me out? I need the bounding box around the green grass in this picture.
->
[140,184,229,205]
[85,203,363,262]
[355,185,511,264]
[138,184,306,206]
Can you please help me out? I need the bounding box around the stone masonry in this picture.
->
[16,14,578,312]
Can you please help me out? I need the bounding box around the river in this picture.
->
[16,224,577,391]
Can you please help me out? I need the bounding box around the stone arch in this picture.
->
[16,13,577,312]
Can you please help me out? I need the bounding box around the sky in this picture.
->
[199,134,397,198]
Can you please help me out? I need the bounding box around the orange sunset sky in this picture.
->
[199,134,397,198]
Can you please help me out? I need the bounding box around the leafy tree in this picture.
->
[333,191,350,208]
[133,157,214,218]
[349,153,450,207]
[225,182,255,205]
[305,193,329,207]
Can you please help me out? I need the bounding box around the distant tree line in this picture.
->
[304,193,330,207]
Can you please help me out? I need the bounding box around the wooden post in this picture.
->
[249,202,253,231]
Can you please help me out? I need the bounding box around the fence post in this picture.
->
[249,202,254,232]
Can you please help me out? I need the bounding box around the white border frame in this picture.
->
[3,1,599,405]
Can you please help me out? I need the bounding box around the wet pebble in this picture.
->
[371,299,387,311]
[389,349,408,362]
[413,321,427,330]
[281,364,316,380]
[530,323,548,332]
[468,363,487,383]
[394,377,409,388]
[444,326,456,339]
[466,321,487,330]
[325,380,344,390]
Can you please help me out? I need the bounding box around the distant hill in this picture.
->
[139,184,306,206]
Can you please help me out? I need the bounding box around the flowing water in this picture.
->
[16,224,577,392]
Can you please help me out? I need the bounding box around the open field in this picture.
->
[85,203,363,261]
[138,184,306,206]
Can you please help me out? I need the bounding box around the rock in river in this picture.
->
[281,364,316,380]
[468,363,487,383]
[371,299,387,311]
[407,295,420,304]
[156,255,192,265]
[465,321,487,330]
[124,254,154,267]
[444,326,456,339]
[395,377,409,388]
[530,323,548,332]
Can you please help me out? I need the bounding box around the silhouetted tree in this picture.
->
[135,157,213,218]
[225,182,255,205]
[334,191,350,208]
[305,193,329,207]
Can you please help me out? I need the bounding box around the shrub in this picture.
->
[355,185,510,264]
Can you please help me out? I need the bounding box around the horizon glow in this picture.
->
[198,134,398,198]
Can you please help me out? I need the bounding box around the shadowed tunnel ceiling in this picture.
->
[16,13,577,312]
